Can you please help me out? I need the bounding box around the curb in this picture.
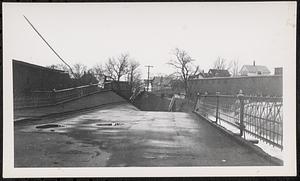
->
[193,111,283,166]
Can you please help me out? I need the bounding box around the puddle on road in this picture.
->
[33,124,69,133]
[98,129,121,133]
[86,119,105,122]
[96,122,123,127]
[30,120,125,134]
[36,124,64,129]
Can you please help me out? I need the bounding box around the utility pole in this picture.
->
[145,65,153,92]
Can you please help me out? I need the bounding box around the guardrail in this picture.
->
[129,89,144,102]
[168,96,176,112]
[14,84,102,109]
[194,90,283,149]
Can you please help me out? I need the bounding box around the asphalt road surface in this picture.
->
[15,103,275,167]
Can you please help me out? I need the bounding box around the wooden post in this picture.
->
[216,92,220,124]
[237,90,245,137]
[204,91,208,117]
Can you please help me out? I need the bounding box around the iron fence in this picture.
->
[194,91,283,149]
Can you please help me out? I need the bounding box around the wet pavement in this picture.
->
[15,103,276,167]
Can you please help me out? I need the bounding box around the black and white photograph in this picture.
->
[2,2,297,177]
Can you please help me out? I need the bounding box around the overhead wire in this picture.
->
[23,15,76,78]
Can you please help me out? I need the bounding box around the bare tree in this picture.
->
[168,48,200,97]
[128,60,141,92]
[130,71,143,93]
[213,56,230,70]
[47,64,69,72]
[105,53,130,82]
[91,64,105,82]
[72,63,87,79]
[229,59,240,77]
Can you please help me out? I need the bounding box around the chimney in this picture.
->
[253,61,255,66]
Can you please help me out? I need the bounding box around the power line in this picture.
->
[23,15,75,77]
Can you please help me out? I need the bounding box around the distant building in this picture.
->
[240,61,271,76]
[207,69,231,77]
[152,76,173,92]
[274,67,283,75]
[13,59,73,96]
[188,72,209,79]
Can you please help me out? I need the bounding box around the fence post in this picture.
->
[194,92,200,111]
[203,91,208,117]
[216,92,220,124]
[237,90,245,137]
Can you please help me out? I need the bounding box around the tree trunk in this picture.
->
[184,80,189,99]
[117,76,121,90]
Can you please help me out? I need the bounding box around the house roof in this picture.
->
[188,74,199,79]
[240,65,270,74]
[188,72,209,79]
[199,72,209,78]
[208,69,231,77]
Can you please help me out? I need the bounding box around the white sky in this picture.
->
[3,2,296,79]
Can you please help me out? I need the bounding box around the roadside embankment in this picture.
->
[14,90,129,121]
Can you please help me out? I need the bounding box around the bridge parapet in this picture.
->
[14,83,105,109]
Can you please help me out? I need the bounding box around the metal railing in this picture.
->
[14,84,102,109]
[168,96,176,112]
[194,90,283,149]
[129,89,144,103]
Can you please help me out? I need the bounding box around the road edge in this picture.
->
[193,111,284,166]
[14,101,139,123]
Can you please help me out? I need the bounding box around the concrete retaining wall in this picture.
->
[14,91,128,120]
[133,92,171,111]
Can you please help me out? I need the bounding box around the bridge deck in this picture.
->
[15,103,276,167]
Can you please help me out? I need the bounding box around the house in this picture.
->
[240,61,270,76]
[188,71,209,79]
[274,67,283,75]
[207,69,231,77]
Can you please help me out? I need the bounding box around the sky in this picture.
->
[3,2,296,79]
